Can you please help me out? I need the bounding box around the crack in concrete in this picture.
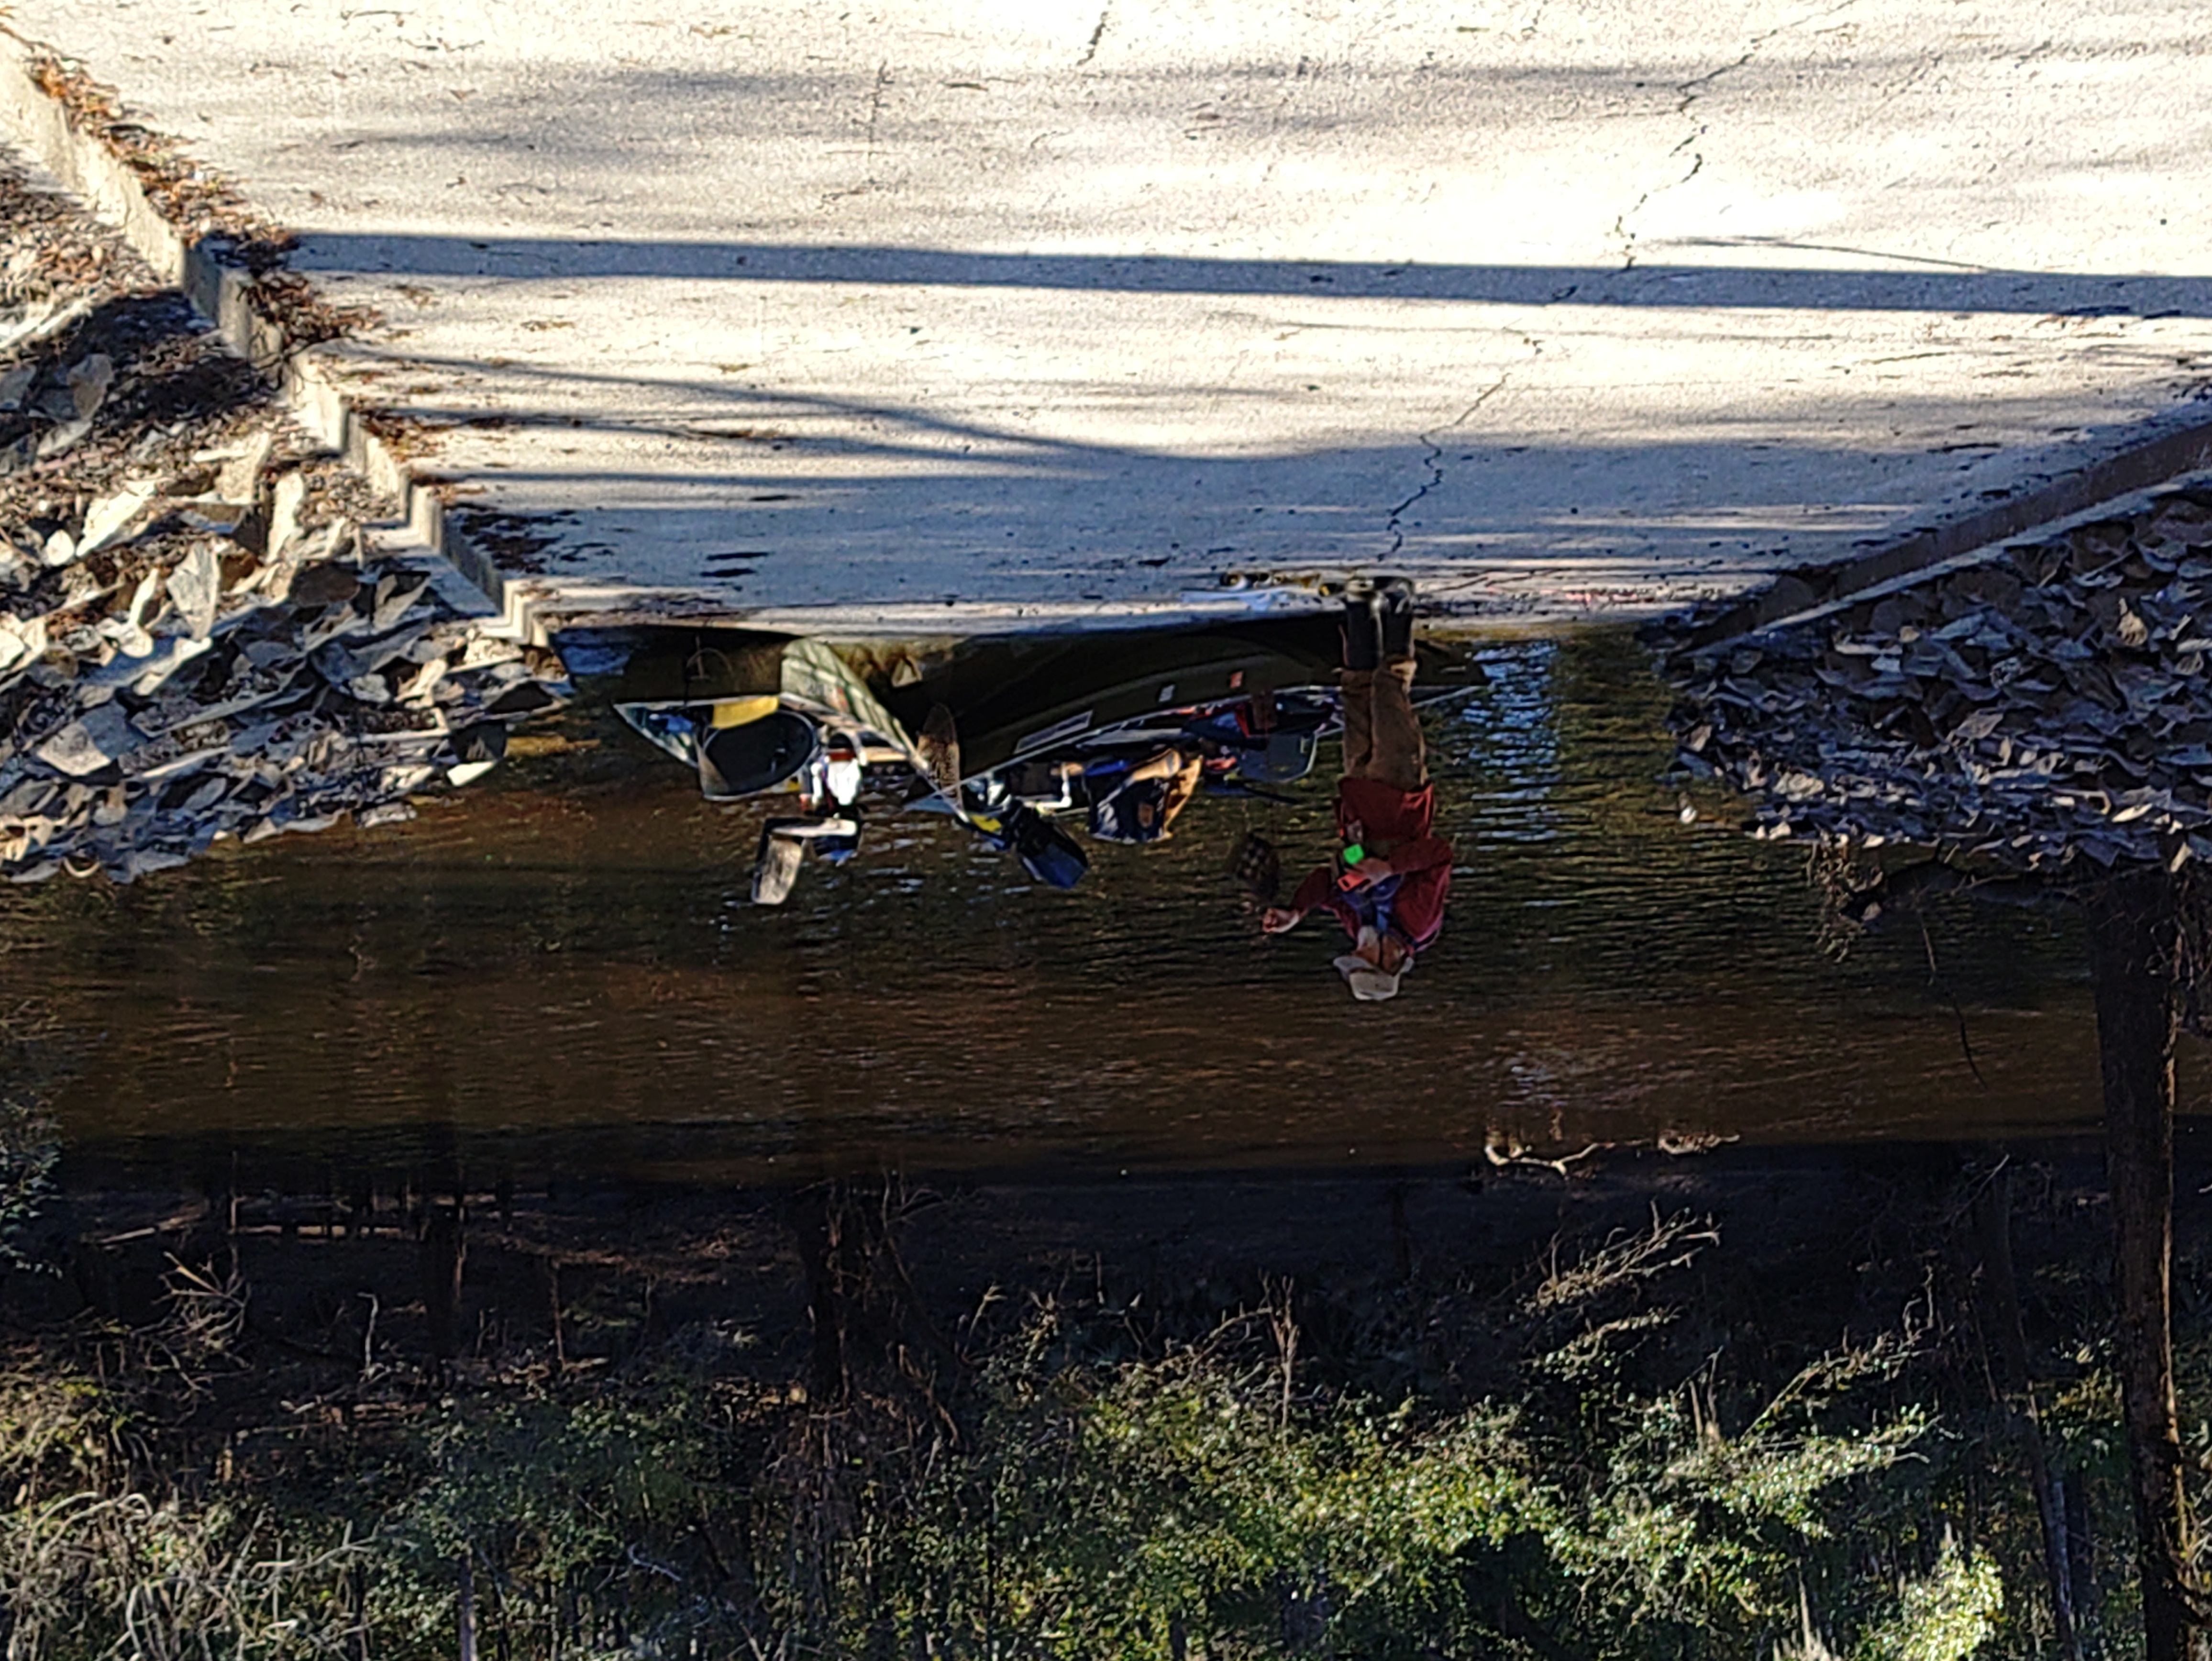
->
[1868,47,1943,119]
[865,60,891,160]
[822,60,895,204]
[1675,49,1758,111]
[1078,5,1111,66]
[1614,0,1859,268]
[1383,363,1525,555]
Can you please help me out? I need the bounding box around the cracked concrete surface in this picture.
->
[1386,363,1528,557]
[9,0,2212,631]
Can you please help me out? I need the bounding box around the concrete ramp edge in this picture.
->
[0,33,528,632]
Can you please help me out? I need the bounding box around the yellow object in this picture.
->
[708,696,781,728]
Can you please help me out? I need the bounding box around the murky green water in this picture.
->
[2,628,2134,1179]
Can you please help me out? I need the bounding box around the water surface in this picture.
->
[4,629,2133,1178]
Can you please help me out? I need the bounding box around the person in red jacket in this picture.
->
[1260,580,1451,1001]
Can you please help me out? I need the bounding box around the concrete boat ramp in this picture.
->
[8,0,2212,636]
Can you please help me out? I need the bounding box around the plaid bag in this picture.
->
[1226,830,1281,902]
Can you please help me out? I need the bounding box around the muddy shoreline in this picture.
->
[20,1134,2196,1363]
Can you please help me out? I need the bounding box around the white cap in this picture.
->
[1332,952,1404,1002]
[1346,966,1402,1001]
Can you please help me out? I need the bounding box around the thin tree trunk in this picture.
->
[544,1255,566,1376]
[788,1186,850,1403]
[457,1551,478,1661]
[2067,1470,2099,1633]
[1975,1163,2081,1661]
[2087,868,2206,1661]
[419,1203,465,1369]
[348,1562,371,1661]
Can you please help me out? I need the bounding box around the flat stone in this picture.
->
[35,701,141,777]
[75,482,162,558]
[63,353,112,422]
[168,542,221,639]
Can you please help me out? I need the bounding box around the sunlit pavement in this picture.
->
[15,0,2212,629]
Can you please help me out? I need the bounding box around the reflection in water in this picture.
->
[1254,586,1454,1002]
[0,625,2110,1169]
[576,602,1483,919]
[589,587,1481,1003]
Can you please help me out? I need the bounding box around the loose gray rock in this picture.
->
[66,353,113,421]
[1659,487,2212,875]
[168,543,221,639]
[35,702,140,777]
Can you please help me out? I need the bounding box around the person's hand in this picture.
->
[1341,857,1393,888]
[1261,907,1303,935]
